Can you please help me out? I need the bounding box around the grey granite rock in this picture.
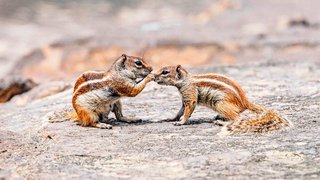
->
[0,61,319,179]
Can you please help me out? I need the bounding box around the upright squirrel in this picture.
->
[154,65,291,134]
[71,54,153,129]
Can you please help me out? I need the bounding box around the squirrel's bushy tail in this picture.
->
[220,103,292,135]
[67,111,79,121]
[48,107,79,123]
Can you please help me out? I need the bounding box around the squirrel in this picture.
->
[71,54,154,129]
[153,65,291,134]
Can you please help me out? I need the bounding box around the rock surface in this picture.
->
[0,61,319,179]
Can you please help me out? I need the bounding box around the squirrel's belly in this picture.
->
[76,88,120,110]
[198,87,225,108]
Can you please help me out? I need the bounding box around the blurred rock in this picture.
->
[144,44,221,67]
[0,76,37,103]
[10,81,71,106]
[9,39,125,82]
[8,35,320,84]
[242,23,267,36]
[194,0,238,24]
[277,15,318,30]
[9,39,240,82]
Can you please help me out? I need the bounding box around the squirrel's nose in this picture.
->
[148,67,153,72]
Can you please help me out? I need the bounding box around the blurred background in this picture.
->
[0,0,319,83]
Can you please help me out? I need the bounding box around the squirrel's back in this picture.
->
[73,70,105,93]
[192,74,250,112]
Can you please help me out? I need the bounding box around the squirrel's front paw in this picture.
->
[173,122,182,126]
[173,121,189,126]
[146,74,155,82]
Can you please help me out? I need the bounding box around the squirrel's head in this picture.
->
[154,65,188,86]
[113,54,153,79]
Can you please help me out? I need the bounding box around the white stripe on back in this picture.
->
[74,78,108,94]
[194,78,239,97]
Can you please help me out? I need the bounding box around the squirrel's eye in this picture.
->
[162,70,169,75]
[135,61,143,66]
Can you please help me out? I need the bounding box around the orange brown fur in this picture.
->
[154,65,291,134]
[193,74,250,107]
[73,71,105,92]
[71,54,153,129]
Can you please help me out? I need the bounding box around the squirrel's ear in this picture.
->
[121,54,127,61]
[115,54,127,69]
[176,65,182,72]
[176,65,182,79]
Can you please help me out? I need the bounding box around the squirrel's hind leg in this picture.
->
[75,106,112,129]
[112,100,142,123]
[214,101,240,120]
[95,122,113,129]
[98,105,116,124]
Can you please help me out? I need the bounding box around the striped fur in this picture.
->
[154,65,291,134]
[73,70,105,92]
[71,54,153,128]
[220,109,292,135]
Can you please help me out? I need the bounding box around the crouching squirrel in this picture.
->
[71,54,154,129]
[154,65,291,134]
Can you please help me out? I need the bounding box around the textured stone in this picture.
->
[0,62,319,179]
